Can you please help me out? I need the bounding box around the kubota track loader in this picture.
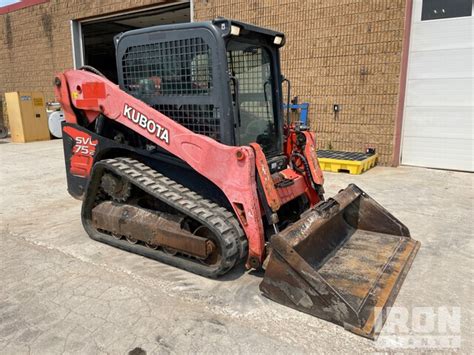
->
[55,19,420,339]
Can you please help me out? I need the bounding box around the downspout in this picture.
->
[392,0,413,166]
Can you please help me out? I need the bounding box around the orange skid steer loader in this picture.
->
[55,19,420,339]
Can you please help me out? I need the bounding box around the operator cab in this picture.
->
[115,18,286,161]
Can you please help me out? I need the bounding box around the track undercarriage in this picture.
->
[82,157,247,277]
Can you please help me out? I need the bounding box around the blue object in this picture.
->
[283,102,309,126]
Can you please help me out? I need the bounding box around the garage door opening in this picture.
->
[72,2,190,83]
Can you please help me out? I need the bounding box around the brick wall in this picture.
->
[194,0,407,165]
[1,0,407,165]
[0,0,172,127]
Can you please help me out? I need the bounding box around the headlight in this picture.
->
[273,36,283,45]
[230,25,240,36]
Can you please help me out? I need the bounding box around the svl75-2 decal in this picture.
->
[63,126,98,178]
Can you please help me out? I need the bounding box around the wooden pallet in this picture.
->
[317,150,378,175]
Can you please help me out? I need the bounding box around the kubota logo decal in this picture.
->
[123,104,170,144]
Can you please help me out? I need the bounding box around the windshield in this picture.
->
[227,41,279,155]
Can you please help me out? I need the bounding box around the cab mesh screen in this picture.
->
[121,37,220,140]
[153,104,221,141]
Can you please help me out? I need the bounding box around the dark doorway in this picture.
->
[81,3,190,83]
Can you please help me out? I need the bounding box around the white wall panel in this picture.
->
[408,48,474,79]
[405,78,473,107]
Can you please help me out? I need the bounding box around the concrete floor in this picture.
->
[0,139,472,354]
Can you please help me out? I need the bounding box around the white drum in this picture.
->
[48,111,65,138]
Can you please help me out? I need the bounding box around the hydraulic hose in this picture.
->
[290,151,316,190]
[79,65,106,78]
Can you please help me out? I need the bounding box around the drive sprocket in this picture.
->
[100,173,131,202]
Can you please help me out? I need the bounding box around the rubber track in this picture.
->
[82,157,247,277]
